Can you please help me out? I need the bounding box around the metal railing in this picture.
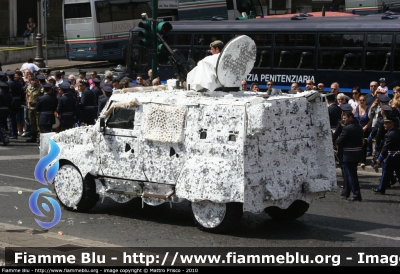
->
[0,34,64,48]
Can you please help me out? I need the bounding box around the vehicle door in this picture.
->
[98,101,145,180]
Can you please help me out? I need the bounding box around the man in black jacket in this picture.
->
[80,80,97,126]
[57,82,76,131]
[327,93,342,130]
[91,78,103,100]
[335,106,364,201]
[98,85,113,117]
[0,81,10,145]
[6,70,23,139]
[373,117,400,194]
[35,83,58,133]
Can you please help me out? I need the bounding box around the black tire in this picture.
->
[190,201,243,234]
[265,200,309,220]
[54,163,99,212]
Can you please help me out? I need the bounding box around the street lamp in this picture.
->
[34,0,45,68]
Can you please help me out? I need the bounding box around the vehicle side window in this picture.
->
[106,108,135,129]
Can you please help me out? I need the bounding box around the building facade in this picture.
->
[1,0,63,41]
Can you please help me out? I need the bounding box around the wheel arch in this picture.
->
[57,159,94,183]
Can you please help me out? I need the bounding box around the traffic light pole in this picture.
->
[151,0,158,79]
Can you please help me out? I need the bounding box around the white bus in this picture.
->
[345,0,400,15]
[63,0,151,62]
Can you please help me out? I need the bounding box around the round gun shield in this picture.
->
[216,35,256,88]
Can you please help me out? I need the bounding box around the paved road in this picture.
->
[0,136,399,250]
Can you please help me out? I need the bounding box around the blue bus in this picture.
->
[127,14,400,94]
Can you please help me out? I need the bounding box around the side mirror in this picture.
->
[98,116,106,133]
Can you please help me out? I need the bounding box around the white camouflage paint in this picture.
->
[41,89,336,214]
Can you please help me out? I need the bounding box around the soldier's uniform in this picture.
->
[335,104,363,201]
[6,70,23,139]
[57,82,77,131]
[80,80,98,125]
[374,117,400,194]
[25,79,44,142]
[0,81,10,145]
[0,72,10,132]
[327,93,342,130]
[91,79,103,100]
[35,84,58,133]
[374,105,396,151]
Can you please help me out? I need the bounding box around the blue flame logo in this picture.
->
[29,139,62,229]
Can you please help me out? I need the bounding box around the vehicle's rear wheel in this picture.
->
[54,164,99,212]
[265,200,309,220]
[190,200,243,233]
[390,173,397,186]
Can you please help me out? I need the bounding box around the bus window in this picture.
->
[319,34,341,47]
[192,34,232,63]
[95,0,151,23]
[394,51,400,71]
[320,33,363,48]
[163,34,192,46]
[318,33,363,70]
[246,34,272,47]
[245,34,272,68]
[394,35,400,71]
[193,34,231,47]
[64,3,91,19]
[366,34,392,71]
[255,50,271,68]
[273,33,315,69]
[342,34,364,47]
[158,34,192,65]
[367,34,392,48]
[275,34,295,47]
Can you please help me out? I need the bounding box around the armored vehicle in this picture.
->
[40,35,336,233]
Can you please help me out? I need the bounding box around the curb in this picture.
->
[336,168,381,177]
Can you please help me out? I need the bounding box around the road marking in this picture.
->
[0,173,37,181]
[0,155,39,160]
[310,224,400,241]
[0,186,55,196]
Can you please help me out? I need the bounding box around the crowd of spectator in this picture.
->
[0,58,160,146]
[239,77,400,201]
[329,79,400,200]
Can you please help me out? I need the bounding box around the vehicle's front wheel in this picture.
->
[265,200,309,220]
[190,200,243,233]
[54,164,99,212]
